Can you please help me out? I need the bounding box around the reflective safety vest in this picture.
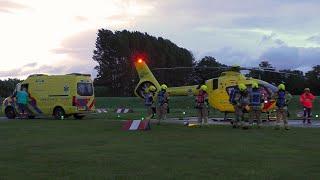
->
[144,93,154,106]
[276,90,286,108]
[196,91,207,104]
[196,91,208,109]
[300,92,315,108]
[157,90,168,106]
[250,89,262,107]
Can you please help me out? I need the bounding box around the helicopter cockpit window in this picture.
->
[257,80,277,99]
[226,82,276,102]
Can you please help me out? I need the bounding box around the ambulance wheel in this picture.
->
[74,114,85,120]
[5,107,16,119]
[53,107,65,120]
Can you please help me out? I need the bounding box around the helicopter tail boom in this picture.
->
[134,60,161,98]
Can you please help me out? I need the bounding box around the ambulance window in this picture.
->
[21,84,29,91]
[77,83,93,96]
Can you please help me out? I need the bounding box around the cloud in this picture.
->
[51,30,98,77]
[0,0,29,13]
[259,32,287,47]
[204,47,256,66]
[203,45,320,73]
[307,34,320,44]
[74,16,88,22]
[23,62,38,68]
[260,46,320,70]
[0,30,99,79]
[0,64,63,78]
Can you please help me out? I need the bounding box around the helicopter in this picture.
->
[133,58,290,118]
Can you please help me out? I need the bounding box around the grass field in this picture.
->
[1,97,320,179]
[0,120,320,179]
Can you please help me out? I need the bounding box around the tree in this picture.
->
[280,69,305,95]
[259,61,275,70]
[305,65,320,95]
[189,56,227,84]
[93,29,194,96]
[0,79,22,98]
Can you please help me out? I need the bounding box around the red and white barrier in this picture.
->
[115,108,133,114]
[122,120,151,131]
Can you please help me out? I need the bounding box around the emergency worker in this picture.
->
[233,83,250,129]
[17,87,29,118]
[195,85,209,126]
[144,86,156,119]
[300,88,316,124]
[229,85,239,127]
[273,84,292,130]
[249,82,263,128]
[156,84,169,124]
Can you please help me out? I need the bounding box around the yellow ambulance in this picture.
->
[2,73,95,119]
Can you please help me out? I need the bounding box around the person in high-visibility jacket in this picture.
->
[300,88,316,124]
[195,85,209,126]
[234,83,250,129]
[156,84,169,125]
[144,86,157,119]
[249,82,264,128]
[273,84,292,130]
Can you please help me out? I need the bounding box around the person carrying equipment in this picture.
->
[249,82,264,128]
[233,83,250,129]
[300,88,316,124]
[156,84,169,125]
[273,84,292,130]
[195,85,209,126]
[229,85,239,126]
[144,86,157,119]
[17,87,29,119]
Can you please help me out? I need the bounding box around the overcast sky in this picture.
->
[1,0,320,79]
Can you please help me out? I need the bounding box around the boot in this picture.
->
[307,119,311,124]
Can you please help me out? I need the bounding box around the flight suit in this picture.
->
[234,91,250,128]
[157,90,169,124]
[144,92,156,119]
[196,91,209,125]
[273,91,292,129]
[249,89,263,128]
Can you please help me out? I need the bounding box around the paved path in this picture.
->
[1,116,319,128]
[161,117,320,128]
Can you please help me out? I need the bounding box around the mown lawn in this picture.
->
[0,120,319,179]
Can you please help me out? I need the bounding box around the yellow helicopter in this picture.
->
[134,58,279,116]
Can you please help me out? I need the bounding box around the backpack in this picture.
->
[195,91,207,109]
[196,92,205,104]
[276,91,286,108]
[250,89,262,106]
